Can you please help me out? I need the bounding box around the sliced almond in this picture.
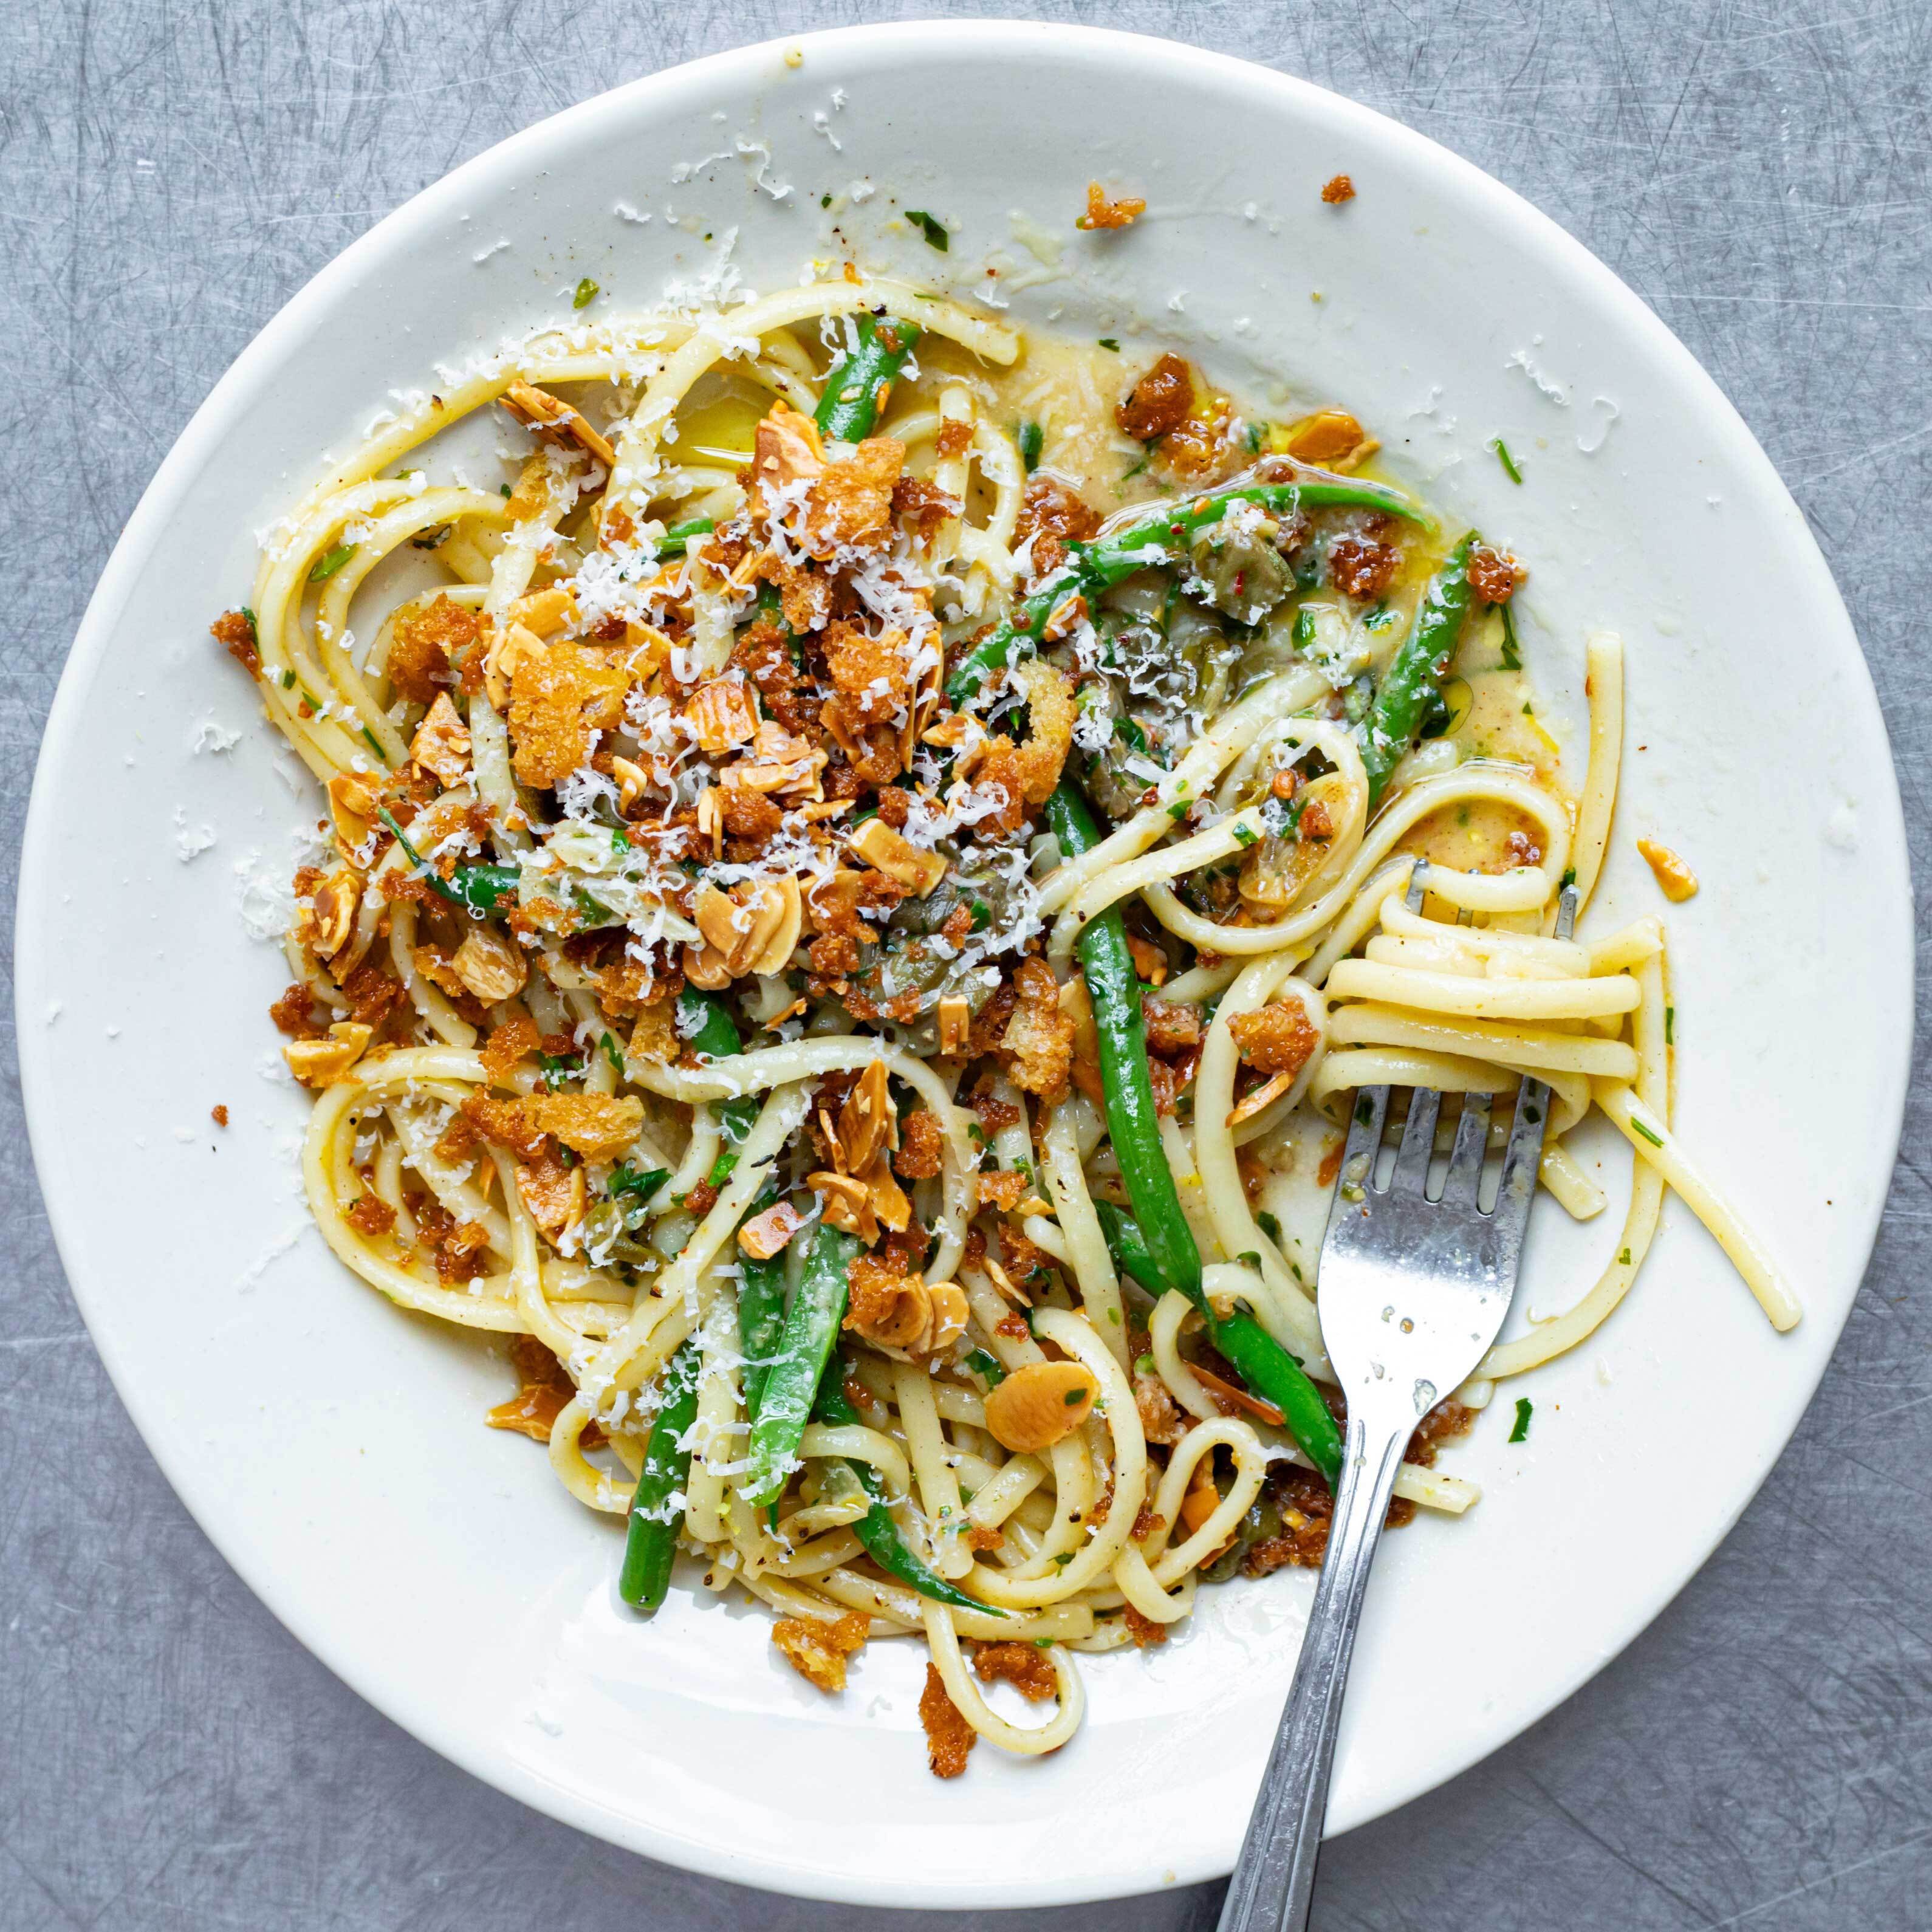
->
[837,1061,899,1176]
[983,1360,1099,1453]
[285,1020,374,1088]
[936,995,971,1057]
[505,584,578,638]
[739,1200,806,1261]
[849,817,946,895]
[501,379,616,468]
[1226,1066,1297,1128]
[745,875,802,977]
[1636,838,1699,903]
[327,773,380,860]
[452,925,529,1005]
[810,1169,879,1244]
[304,868,360,959]
[685,677,759,754]
[1186,1359,1287,1428]
[1040,589,1089,645]
[610,755,649,813]
[409,691,472,786]
[483,620,544,712]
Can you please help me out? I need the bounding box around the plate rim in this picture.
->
[16,18,1913,1907]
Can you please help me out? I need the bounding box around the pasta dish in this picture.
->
[213,264,1796,1776]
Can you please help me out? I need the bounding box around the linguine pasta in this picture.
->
[215,270,1795,1776]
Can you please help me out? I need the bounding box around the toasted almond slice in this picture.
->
[745,876,803,977]
[505,584,578,637]
[1040,589,1089,645]
[936,995,971,1057]
[453,925,528,1004]
[285,1020,374,1088]
[611,755,649,812]
[984,1360,1099,1453]
[739,1199,806,1261]
[304,869,360,959]
[1636,838,1699,902]
[409,691,472,786]
[1185,1360,1287,1428]
[685,677,759,754]
[849,817,947,895]
[1225,1067,1297,1128]
[502,379,616,467]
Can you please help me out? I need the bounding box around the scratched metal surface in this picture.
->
[2,2,1927,1926]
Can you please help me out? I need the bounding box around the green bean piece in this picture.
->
[676,988,761,1143]
[815,314,922,442]
[1094,1202,1343,1488]
[656,516,716,557]
[944,478,1430,705]
[378,808,521,913]
[1045,785,1201,1303]
[813,1362,1004,1615]
[742,1224,860,1507]
[738,1191,789,1422]
[1357,533,1478,809]
[618,1338,704,1612]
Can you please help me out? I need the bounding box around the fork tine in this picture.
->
[1442,1092,1492,1207]
[1340,1084,1389,1193]
[1492,1076,1552,1252]
[1390,1088,1440,1195]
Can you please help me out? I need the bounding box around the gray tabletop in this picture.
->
[4,2,1928,1927]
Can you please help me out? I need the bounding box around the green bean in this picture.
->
[378,808,521,913]
[676,988,760,1144]
[812,1360,1004,1615]
[1045,784,1201,1303]
[618,1338,703,1612]
[742,1223,859,1507]
[945,478,1431,704]
[656,516,715,557]
[815,314,922,442]
[1357,533,1477,809]
[738,1190,789,1422]
[1095,1202,1343,1488]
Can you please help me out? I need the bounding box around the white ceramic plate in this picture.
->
[19,22,1909,1908]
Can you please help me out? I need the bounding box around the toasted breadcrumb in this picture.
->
[919,1663,976,1777]
[1637,838,1699,902]
[971,1640,1058,1702]
[772,1612,871,1692]
[1321,174,1356,204]
[1077,181,1146,230]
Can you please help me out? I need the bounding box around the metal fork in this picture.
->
[1217,871,1578,1932]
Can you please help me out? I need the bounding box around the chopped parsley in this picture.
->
[411,524,451,550]
[1499,601,1523,672]
[572,276,600,309]
[307,544,354,583]
[1063,1387,1086,1406]
[1508,1397,1533,1443]
[1098,337,1120,351]
[1560,866,1577,889]
[599,1032,625,1076]
[609,1163,668,1204]
[707,1148,740,1189]
[1018,420,1043,470]
[965,1348,1007,1388]
[1629,1114,1664,1148]
[1665,1006,1675,1046]
[820,193,832,208]
[905,208,948,251]
[1231,821,1259,848]
[1490,436,1524,484]
[1619,1247,1633,1266]
[1257,1210,1283,1246]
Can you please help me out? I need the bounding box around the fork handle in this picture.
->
[1216,1410,1411,1932]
